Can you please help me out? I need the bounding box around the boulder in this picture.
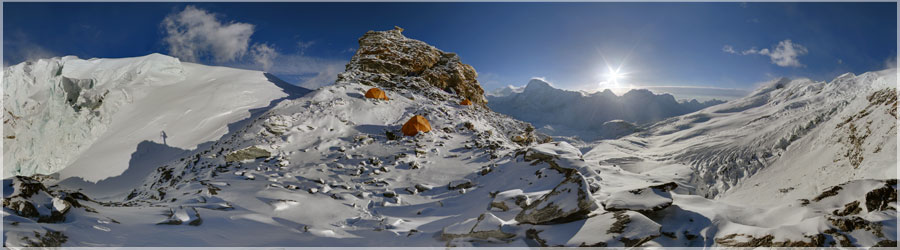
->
[602,182,678,213]
[515,171,597,224]
[442,212,515,241]
[225,146,271,162]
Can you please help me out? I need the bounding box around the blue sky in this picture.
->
[4,2,896,100]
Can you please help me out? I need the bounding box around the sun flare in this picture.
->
[606,70,623,83]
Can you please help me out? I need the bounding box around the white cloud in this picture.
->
[162,5,255,63]
[160,6,347,88]
[722,45,736,54]
[724,39,808,67]
[761,40,807,67]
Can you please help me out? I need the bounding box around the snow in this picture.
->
[487,78,725,140]
[3,50,896,247]
[603,183,675,212]
[4,54,305,198]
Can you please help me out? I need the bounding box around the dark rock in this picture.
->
[337,27,487,106]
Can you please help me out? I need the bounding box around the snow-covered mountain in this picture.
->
[3,27,896,247]
[487,79,725,141]
[3,53,307,184]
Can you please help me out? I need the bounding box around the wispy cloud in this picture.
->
[3,31,58,67]
[297,40,316,55]
[250,43,277,71]
[723,39,808,67]
[885,56,897,69]
[722,45,736,54]
[477,72,504,90]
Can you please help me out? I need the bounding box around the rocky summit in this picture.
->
[337,26,487,106]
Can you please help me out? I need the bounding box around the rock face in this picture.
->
[337,26,487,105]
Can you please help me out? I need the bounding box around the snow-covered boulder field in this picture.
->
[3,27,896,247]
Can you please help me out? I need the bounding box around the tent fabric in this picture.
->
[364,88,389,100]
[459,99,472,105]
[401,115,432,136]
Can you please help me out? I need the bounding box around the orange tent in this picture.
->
[401,115,432,136]
[459,99,472,105]
[365,88,389,101]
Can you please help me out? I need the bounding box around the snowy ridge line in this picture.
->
[3,53,298,183]
[2,27,896,247]
[487,78,725,141]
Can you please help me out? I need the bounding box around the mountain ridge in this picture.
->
[2,28,896,247]
[487,78,725,141]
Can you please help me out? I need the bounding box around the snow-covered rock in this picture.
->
[337,26,487,105]
[2,27,895,248]
[515,168,597,225]
[442,212,514,241]
[526,210,662,247]
[602,182,677,212]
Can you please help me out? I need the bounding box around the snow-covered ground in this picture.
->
[487,78,724,141]
[3,28,896,247]
[3,54,306,196]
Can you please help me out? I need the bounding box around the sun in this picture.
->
[606,69,624,84]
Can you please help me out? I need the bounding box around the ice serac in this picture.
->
[337,26,487,106]
[3,53,298,183]
[3,54,185,178]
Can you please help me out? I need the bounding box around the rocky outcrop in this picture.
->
[2,175,92,223]
[337,26,487,106]
[224,146,271,162]
[441,212,514,241]
[515,170,597,225]
[602,182,678,213]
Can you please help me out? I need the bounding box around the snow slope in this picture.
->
[487,78,725,141]
[600,70,897,201]
[3,28,896,248]
[3,54,305,184]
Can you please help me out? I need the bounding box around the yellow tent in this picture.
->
[459,99,472,105]
[402,115,432,136]
[365,88,389,101]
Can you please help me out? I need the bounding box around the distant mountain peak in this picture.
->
[523,78,556,92]
[487,81,727,140]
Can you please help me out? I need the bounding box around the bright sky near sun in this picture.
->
[3,2,896,100]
